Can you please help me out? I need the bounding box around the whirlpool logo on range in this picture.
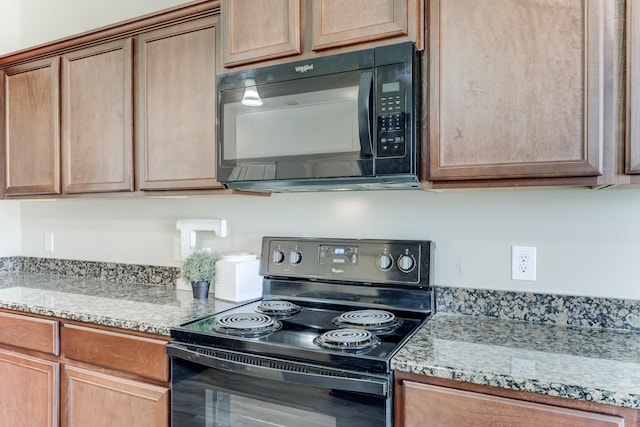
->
[294,64,314,73]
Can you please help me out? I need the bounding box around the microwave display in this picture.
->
[382,82,400,93]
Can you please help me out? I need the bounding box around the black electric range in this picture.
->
[170,237,435,374]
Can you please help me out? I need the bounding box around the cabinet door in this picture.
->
[62,364,169,427]
[222,0,301,67]
[428,0,609,182]
[312,0,423,51]
[400,381,625,427]
[0,349,59,427]
[627,0,640,174]
[61,39,133,193]
[2,57,61,195]
[136,17,223,190]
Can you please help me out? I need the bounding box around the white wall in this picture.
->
[0,0,21,55]
[18,0,193,49]
[0,201,21,256]
[5,0,640,300]
[0,0,21,255]
[19,188,640,299]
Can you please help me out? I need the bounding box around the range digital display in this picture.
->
[319,245,359,265]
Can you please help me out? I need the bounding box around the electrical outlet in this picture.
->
[512,246,536,281]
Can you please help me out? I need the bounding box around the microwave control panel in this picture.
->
[377,64,407,158]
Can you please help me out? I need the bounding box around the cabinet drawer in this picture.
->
[61,324,168,382]
[402,381,625,427]
[0,311,59,355]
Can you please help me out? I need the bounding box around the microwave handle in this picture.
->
[358,70,374,158]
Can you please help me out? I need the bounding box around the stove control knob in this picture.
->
[289,250,303,266]
[376,254,393,271]
[272,250,286,264]
[398,254,416,273]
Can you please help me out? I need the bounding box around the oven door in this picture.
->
[167,343,391,427]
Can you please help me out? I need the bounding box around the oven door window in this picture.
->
[218,70,375,182]
[171,357,389,427]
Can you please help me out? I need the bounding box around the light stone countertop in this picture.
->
[0,272,243,335]
[391,313,640,409]
[3,270,638,409]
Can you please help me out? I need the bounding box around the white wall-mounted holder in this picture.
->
[176,219,227,260]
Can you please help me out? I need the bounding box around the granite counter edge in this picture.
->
[391,360,640,410]
[0,301,171,336]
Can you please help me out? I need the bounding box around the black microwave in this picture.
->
[216,42,420,192]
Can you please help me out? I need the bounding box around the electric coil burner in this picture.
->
[213,312,282,338]
[169,237,435,427]
[314,328,381,352]
[333,309,403,334]
[255,300,302,318]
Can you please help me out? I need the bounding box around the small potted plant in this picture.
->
[179,250,216,299]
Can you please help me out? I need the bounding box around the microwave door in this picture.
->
[219,70,375,183]
[304,71,375,178]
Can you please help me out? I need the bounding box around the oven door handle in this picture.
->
[167,343,388,397]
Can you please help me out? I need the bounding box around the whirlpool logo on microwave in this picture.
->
[294,64,314,73]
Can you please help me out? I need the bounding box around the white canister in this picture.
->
[215,252,262,302]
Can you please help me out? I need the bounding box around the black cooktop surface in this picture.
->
[170,298,427,373]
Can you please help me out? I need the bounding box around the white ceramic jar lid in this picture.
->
[220,251,257,261]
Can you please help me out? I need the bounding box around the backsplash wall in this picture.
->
[0,201,21,257]
[16,188,640,300]
[3,0,640,301]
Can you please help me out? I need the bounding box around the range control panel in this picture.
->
[261,237,434,287]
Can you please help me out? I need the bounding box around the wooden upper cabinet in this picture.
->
[428,0,611,183]
[222,0,301,67]
[2,57,61,195]
[136,17,222,191]
[312,0,422,51]
[627,0,640,175]
[61,39,133,193]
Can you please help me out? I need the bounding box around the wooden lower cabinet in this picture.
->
[61,364,169,427]
[60,323,170,427]
[0,310,59,355]
[0,349,59,427]
[61,323,169,382]
[0,310,171,427]
[395,372,638,427]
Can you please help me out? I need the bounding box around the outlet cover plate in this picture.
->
[512,246,536,281]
